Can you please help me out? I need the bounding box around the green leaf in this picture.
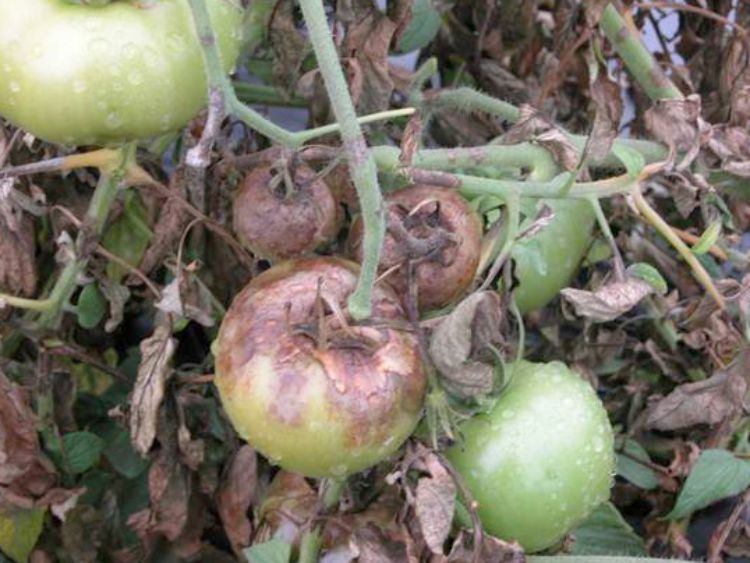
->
[76,283,107,329]
[0,507,46,563]
[397,0,442,53]
[627,263,667,294]
[243,537,292,563]
[691,220,722,255]
[616,439,659,490]
[611,144,645,178]
[101,191,152,282]
[668,449,750,520]
[100,424,149,479]
[63,431,103,474]
[569,502,647,556]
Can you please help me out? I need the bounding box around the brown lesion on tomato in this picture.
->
[232,160,340,261]
[349,184,483,311]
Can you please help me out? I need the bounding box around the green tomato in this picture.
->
[447,360,615,553]
[511,199,596,314]
[0,0,244,146]
[214,257,427,479]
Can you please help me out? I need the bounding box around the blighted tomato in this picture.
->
[214,257,427,478]
[0,0,244,146]
[447,360,615,552]
[349,184,482,312]
[233,162,340,261]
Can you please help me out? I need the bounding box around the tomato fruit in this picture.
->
[349,184,482,312]
[233,162,341,261]
[447,360,614,553]
[214,257,427,478]
[0,0,244,146]
[511,199,596,314]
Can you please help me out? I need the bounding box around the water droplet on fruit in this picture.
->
[330,464,348,477]
[167,32,186,52]
[592,436,604,453]
[72,80,87,94]
[127,71,143,86]
[9,81,20,93]
[122,42,138,60]
[105,112,123,129]
[83,17,98,31]
[90,38,109,55]
[160,114,173,131]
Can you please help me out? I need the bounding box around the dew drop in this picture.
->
[72,80,87,94]
[90,38,109,55]
[127,71,143,86]
[105,112,123,129]
[8,81,20,93]
[167,32,186,52]
[122,42,138,60]
[592,436,604,453]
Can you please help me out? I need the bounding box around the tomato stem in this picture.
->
[599,3,684,101]
[298,0,385,321]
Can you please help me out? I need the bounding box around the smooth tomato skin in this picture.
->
[512,199,596,314]
[0,0,244,146]
[214,257,427,479]
[447,361,614,553]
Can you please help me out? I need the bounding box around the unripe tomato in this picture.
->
[0,0,244,146]
[447,360,615,553]
[349,184,482,312]
[512,199,596,314]
[233,162,341,261]
[214,257,427,478]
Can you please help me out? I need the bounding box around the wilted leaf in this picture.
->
[562,271,655,322]
[627,263,668,294]
[0,213,36,300]
[644,356,748,431]
[129,326,177,455]
[570,502,647,556]
[97,277,130,333]
[429,291,503,399]
[399,112,422,168]
[587,63,623,162]
[217,446,257,554]
[0,371,57,503]
[503,105,580,171]
[269,0,310,97]
[447,529,524,562]
[414,453,455,555]
[351,523,410,563]
[644,95,708,169]
[616,439,659,491]
[668,449,750,520]
[101,191,152,282]
[0,506,46,563]
[60,505,104,563]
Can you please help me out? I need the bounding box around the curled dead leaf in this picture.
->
[561,273,655,323]
[216,446,257,555]
[429,292,504,399]
[643,350,750,431]
[129,326,177,456]
[414,453,456,555]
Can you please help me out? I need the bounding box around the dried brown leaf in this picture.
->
[588,66,623,162]
[216,446,257,554]
[503,105,579,171]
[343,8,397,113]
[429,292,503,399]
[129,326,177,455]
[644,94,709,169]
[447,529,525,563]
[561,275,654,322]
[0,370,57,505]
[352,523,410,563]
[0,212,36,299]
[415,453,455,555]
[644,352,749,431]
[399,113,422,168]
[269,0,311,96]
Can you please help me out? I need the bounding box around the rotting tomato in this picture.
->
[0,0,244,146]
[348,184,483,312]
[447,360,615,553]
[213,257,427,479]
[233,161,341,261]
[510,198,596,314]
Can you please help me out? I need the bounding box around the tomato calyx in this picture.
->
[385,200,461,267]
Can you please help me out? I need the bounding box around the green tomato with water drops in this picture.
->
[447,360,615,553]
[0,0,244,146]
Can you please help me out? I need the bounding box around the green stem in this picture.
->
[599,3,683,101]
[36,148,131,328]
[295,108,416,145]
[233,82,309,107]
[299,0,385,320]
[587,196,626,280]
[241,0,275,56]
